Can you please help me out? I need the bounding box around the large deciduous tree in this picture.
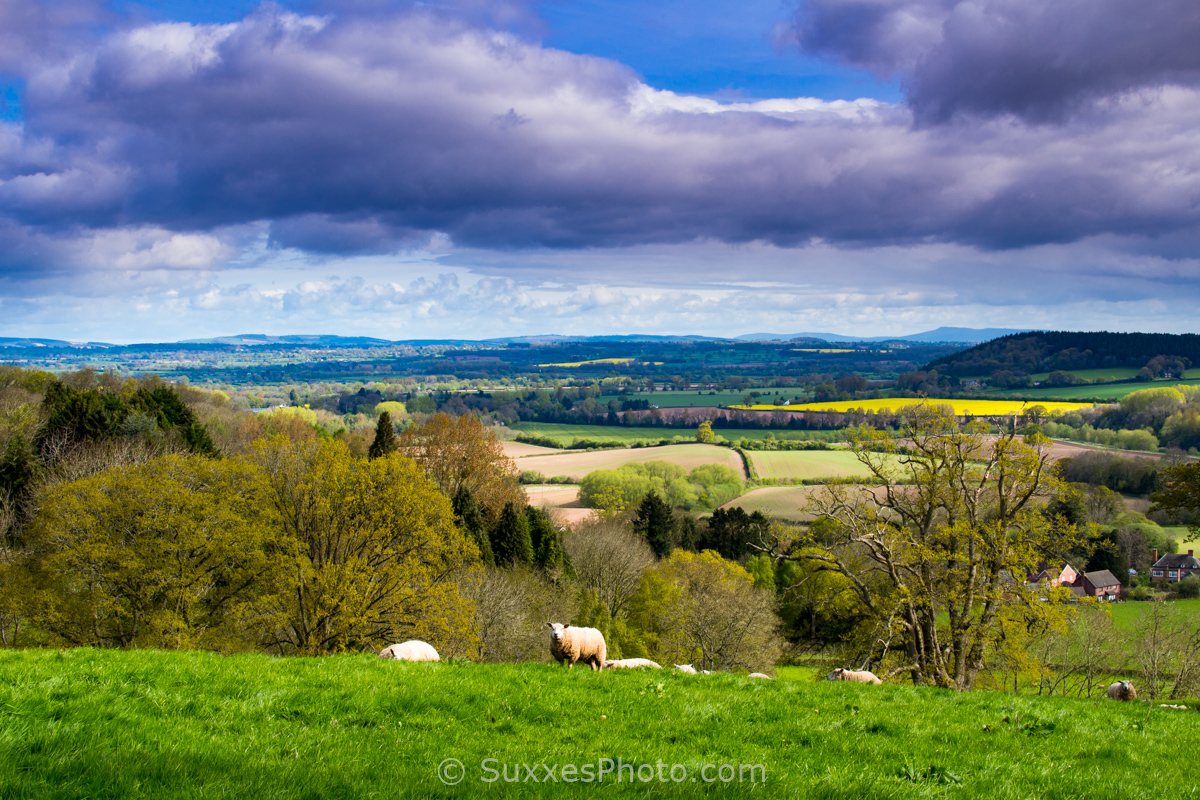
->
[764,405,1079,689]
[247,436,480,655]
[399,412,524,521]
[1152,462,1200,534]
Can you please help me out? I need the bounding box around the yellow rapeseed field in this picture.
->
[735,398,1097,415]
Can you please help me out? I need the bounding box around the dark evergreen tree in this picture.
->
[526,505,562,569]
[699,507,770,561]
[490,501,534,565]
[674,514,700,552]
[453,485,494,566]
[1085,535,1130,585]
[368,411,399,460]
[633,491,674,558]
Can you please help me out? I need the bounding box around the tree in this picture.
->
[247,436,480,655]
[368,411,399,460]
[700,507,770,561]
[696,421,715,443]
[628,550,780,673]
[562,516,654,619]
[452,485,494,566]
[1085,535,1129,584]
[490,501,534,565]
[525,505,563,570]
[23,454,274,650]
[399,413,524,521]
[632,492,674,558]
[764,405,1079,690]
[1152,462,1200,534]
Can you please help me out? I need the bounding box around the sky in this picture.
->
[1,0,1199,343]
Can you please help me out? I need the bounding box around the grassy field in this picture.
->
[747,449,880,481]
[507,422,844,445]
[741,399,1096,415]
[514,443,745,480]
[720,485,827,520]
[1,650,1194,799]
[1162,526,1198,553]
[597,391,758,408]
[1107,598,1200,630]
[985,380,1200,402]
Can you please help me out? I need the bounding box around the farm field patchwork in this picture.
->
[0,649,1193,800]
[740,399,1097,415]
[507,422,839,445]
[513,443,746,480]
[597,391,756,408]
[985,378,1200,402]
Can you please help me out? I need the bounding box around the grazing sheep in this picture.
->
[748,673,771,679]
[826,668,882,685]
[674,664,698,674]
[1107,680,1137,701]
[379,640,439,662]
[547,623,607,671]
[603,658,662,669]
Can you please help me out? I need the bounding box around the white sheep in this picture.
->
[674,664,698,674]
[379,640,439,661]
[826,668,882,684]
[547,623,607,671]
[1107,680,1137,701]
[603,658,662,669]
[748,672,771,679]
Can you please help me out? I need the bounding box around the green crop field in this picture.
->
[747,450,881,480]
[1,649,1193,799]
[720,485,827,520]
[986,374,1200,402]
[508,422,844,446]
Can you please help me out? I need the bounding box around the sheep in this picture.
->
[826,668,882,685]
[674,664,698,674]
[603,658,662,669]
[379,640,439,662]
[1107,680,1137,701]
[547,623,607,671]
[748,673,772,680]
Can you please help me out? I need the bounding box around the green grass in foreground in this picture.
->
[1,650,1195,799]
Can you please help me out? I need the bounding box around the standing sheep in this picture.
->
[826,668,882,685]
[603,658,662,669]
[1107,680,1137,701]
[547,623,607,671]
[379,641,440,661]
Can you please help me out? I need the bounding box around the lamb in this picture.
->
[603,658,662,669]
[826,668,882,684]
[547,623,607,671]
[674,664,698,674]
[1107,680,1137,701]
[378,640,439,661]
[748,673,772,679]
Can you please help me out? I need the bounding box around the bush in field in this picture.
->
[579,461,743,512]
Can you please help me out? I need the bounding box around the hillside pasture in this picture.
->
[514,443,746,480]
[746,449,880,481]
[0,649,1193,799]
[720,486,826,521]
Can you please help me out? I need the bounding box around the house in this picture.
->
[1074,570,1121,601]
[1150,549,1200,583]
[1029,562,1078,588]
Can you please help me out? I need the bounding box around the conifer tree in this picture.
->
[368,411,398,460]
[453,485,494,566]
[490,501,534,565]
[526,505,563,569]
[633,491,675,558]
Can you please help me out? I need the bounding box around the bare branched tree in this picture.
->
[562,517,654,619]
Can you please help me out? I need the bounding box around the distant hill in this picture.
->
[926,331,1200,378]
[0,337,114,349]
[736,327,1029,344]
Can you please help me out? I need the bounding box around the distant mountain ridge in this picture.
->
[735,327,1031,344]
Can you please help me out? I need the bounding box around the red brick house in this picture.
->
[1029,563,1078,587]
[1150,549,1200,583]
[1074,570,1121,601]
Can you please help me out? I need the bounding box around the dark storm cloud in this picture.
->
[0,3,1199,266]
[786,0,1200,123]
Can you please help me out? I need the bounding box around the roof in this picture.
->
[1152,553,1200,570]
[1081,570,1120,589]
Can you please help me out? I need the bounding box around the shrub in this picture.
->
[1177,575,1200,599]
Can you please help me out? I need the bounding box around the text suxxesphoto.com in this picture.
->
[437,757,767,785]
